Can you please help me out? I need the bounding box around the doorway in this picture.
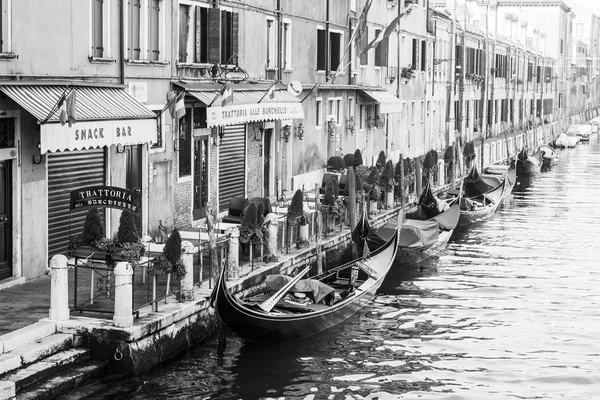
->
[0,161,12,280]
[193,137,209,220]
[263,128,272,197]
[126,145,143,234]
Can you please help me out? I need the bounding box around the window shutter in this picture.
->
[178,5,189,62]
[92,0,104,57]
[359,29,368,66]
[413,39,418,68]
[208,8,221,64]
[149,0,160,61]
[382,36,388,67]
[232,12,239,60]
[195,6,202,63]
[421,40,426,71]
[317,29,326,70]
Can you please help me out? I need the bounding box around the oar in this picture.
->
[257,265,311,313]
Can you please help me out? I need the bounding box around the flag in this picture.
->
[66,90,76,127]
[258,81,277,103]
[220,82,233,107]
[354,0,374,53]
[383,5,414,38]
[175,92,186,119]
[57,93,68,126]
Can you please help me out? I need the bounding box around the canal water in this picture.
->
[79,138,600,399]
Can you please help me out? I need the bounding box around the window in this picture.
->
[148,0,161,61]
[179,110,192,177]
[421,40,426,71]
[127,0,141,60]
[411,101,415,124]
[317,28,343,71]
[412,38,418,68]
[374,29,388,67]
[315,98,323,128]
[152,111,163,150]
[179,5,238,64]
[282,20,292,69]
[359,104,364,129]
[560,39,564,54]
[348,97,355,122]
[359,28,368,66]
[0,118,15,148]
[0,0,12,54]
[266,18,277,68]
[420,101,424,123]
[91,0,110,58]
[336,99,342,124]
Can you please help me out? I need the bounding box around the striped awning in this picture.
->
[362,90,402,114]
[0,84,157,153]
[187,88,304,127]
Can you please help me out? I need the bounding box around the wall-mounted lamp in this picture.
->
[278,191,287,208]
[374,115,385,129]
[116,143,126,154]
[251,122,264,141]
[281,124,291,142]
[346,116,355,134]
[294,122,304,140]
[327,118,336,138]
[33,143,43,165]
[366,116,374,130]
[211,126,224,147]
[173,137,180,152]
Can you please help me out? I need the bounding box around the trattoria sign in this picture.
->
[40,118,156,154]
[207,102,304,127]
[70,186,141,215]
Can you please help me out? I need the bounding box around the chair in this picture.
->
[319,172,341,194]
[338,175,348,196]
[222,197,248,224]
[249,197,273,217]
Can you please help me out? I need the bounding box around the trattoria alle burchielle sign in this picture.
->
[70,186,141,215]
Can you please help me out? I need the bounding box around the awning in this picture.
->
[362,90,402,114]
[0,84,157,153]
[186,86,304,127]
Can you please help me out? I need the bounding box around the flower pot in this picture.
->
[69,245,109,261]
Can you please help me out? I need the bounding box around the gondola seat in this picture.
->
[222,196,248,224]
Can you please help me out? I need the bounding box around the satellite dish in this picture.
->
[287,81,303,97]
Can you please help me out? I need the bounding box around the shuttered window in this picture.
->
[359,29,368,66]
[208,8,221,63]
[148,0,160,61]
[330,32,341,71]
[219,125,246,212]
[421,40,426,71]
[128,0,141,60]
[48,149,106,256]
[92,0,104,58]
[178,5,190,62]
[179,110,192,177]
[374,30,388,67]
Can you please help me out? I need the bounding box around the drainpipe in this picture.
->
[119,0,125,85]
[325,0,330,81]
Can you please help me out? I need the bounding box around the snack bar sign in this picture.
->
[207,102,304,127]
[70,186,142,215]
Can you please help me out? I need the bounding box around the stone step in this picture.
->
[2,348,90,394]
[0,322,56,355]
[0,333,73,377]
[14,360,108,400]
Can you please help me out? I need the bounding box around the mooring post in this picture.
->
[49,254,70,321]
[113,262,134,328]
[414,156,422,196]
[179,241,195,301]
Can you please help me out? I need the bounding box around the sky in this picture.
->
[565,0,600,14]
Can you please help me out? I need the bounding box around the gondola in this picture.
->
[210,211,399,342]
[455,165,513,226]
[531,144,558,168]
[516,147,541,177]
[364,181,460,267]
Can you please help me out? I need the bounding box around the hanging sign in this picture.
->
[207,102,305,127]
[70,186,142,215]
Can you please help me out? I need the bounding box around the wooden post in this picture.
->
[315,183,323,275]
[414,156,422,196]
[49,254,70,321]
[347,165,358,259]
[227,227,240,279]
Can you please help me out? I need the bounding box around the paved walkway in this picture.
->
[0,274,53,335]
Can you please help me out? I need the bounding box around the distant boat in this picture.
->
[210,211,399,342]
[365,181,460,268]
[555,132,579,148]
[455,165,514,226]
[532,144,558,167]
[516,147,541,177]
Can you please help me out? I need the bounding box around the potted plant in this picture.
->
[287,190,308,248]
[380,160,395,208]
[343,153,354,171]
[153,228,185,279]
[108,211,145,267]
[376,151,387,169]
[240,202,258,255]
[353,149,363,167]
[366,166,381,213]
[321,179,341,234]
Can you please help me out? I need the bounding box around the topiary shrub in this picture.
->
[240,203,258,243]
[326,156,346,171]
[353,149,363,167]
[323,179,336,206]
[163,227,182,266]
[376,151,386,169]
[117,211,139,245]
[380,160,394,192]
[343,154,355,170]
[81,208,104,246]
[366,166,380,186]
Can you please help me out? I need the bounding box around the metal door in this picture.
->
[126,145,143,233]
[0,162,11,280]
[193,137,209,220]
